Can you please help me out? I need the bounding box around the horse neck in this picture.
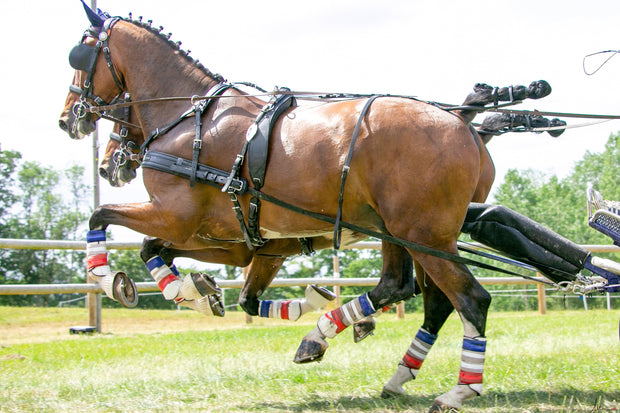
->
[112,20,220,133]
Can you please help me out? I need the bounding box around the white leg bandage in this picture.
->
[383,328,437,395]
[145,256,182,300]
[317,293,376,339]
[258,285,335,321]
[86,230,114,299]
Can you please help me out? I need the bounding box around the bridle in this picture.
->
[108,93,142,176]
[68,17,128,134]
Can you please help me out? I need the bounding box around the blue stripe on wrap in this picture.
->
[170,264,180,276]
[145,256,166,272]
[259,301,272,318]
[358,293,376,317]
[416,328,438,345]
[86,230,107,242]
[463,337,486,352]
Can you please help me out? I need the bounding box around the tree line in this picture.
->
[0,132,618,310]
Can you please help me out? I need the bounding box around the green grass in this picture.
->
[0,307,619,412]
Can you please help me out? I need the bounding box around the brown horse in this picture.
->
[58,8,551,411]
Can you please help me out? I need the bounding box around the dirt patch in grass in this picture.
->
[0,306,317,346]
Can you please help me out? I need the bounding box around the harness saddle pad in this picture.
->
[247,94,296,189]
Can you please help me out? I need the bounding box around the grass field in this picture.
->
[0,306,619,412]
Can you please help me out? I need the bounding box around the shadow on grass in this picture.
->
[237,389,620,412]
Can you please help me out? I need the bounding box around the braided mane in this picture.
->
[124,14,226,84]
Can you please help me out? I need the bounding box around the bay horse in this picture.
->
[57,6,555,411]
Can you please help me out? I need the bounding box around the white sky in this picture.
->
[1,0,619,244]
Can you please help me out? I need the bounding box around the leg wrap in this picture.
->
[259,299,302,321]
[258,285,335,321]
[317,292,375,338]
[382,328,437,396]
[145,256,182,300]
[86,230,111,277]
[458,336,486,395]
[86,230,115,299]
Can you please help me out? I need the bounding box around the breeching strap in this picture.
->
[333,95,379,249]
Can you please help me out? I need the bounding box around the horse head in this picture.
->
[99,99,142,187]
[58,3,125,140]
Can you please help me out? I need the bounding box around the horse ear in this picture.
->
[80,0,107,28]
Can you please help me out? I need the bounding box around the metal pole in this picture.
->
[88,0,102,333]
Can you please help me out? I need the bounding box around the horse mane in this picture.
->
[123,14,227,84]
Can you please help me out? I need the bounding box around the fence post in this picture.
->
[536,274,547,315]
[242,267,252,324]
[396,302,405,319]
[332,252,341,308]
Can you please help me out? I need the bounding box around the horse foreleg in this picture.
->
[239,253,336,320]
[382,265,452,397]
[85,229,138,307]
[294,241,414,363]
[140,237,224,316]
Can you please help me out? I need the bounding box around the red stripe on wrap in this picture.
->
[402,353,424,370]
[87,254,108,270]
[281,300,290,320]
[458,370,483,384]
[325,309,347,333]
[157,273,179,292]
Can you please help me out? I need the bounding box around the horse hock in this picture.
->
[145,256,224,316]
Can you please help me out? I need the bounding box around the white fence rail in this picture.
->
[1,238,618,331]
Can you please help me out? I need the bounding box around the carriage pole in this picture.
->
[88,0,102,334]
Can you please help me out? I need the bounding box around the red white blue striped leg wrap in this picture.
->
[317,293,376,338]
[145,256,182,301]
[457,336,486,395]
[86,230,116,299]
[382,328,437,396]
[432,336,486,410]
[258,285,334,321]
[86,230,111,277]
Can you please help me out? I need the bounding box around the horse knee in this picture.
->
[88,207,109,231]
[140,237,165,262]
[238,294,259,316]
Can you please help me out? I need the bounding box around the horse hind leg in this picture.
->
[411,255,491,412]
[382,264,452,397]
[294,242,415,363]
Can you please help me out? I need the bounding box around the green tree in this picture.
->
[0,157,91,306]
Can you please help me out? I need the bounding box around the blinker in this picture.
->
[69,43,99,72]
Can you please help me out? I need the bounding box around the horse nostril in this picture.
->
[99,167,109,180]
[59,119,68,132]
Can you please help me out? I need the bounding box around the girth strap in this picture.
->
[333,95,380,249]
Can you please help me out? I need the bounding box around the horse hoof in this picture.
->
[190,272,221,296]
[293,337,328,364]
[380,387,403,399]
[208,294,225,317]
[112,271,138,308]
[428,401,460,413]
[353,318,376,343]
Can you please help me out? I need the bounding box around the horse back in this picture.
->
[259,97,482,241]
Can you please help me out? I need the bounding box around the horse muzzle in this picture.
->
[58,103,97,140]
